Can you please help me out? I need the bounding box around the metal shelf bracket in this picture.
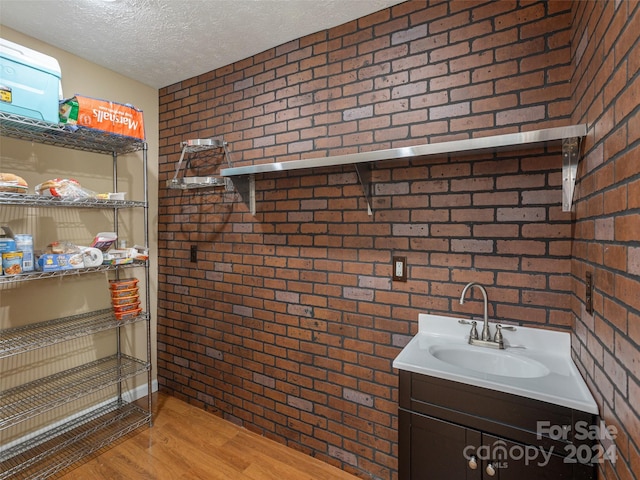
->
[354,163,373,216]
[230,174,256,215]
[562,136,581,212]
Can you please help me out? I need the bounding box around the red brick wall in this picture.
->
[157,2,582,478]
[570,1,640,479]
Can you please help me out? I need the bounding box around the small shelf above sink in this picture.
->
[222,124,586,215]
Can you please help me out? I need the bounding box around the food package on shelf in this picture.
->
[0,226,17,253]
[114,308,142,321]
[0,173,28,194]
[109,278,139,291]
[111,293,139,306]
[102,245,148,265]
[37,254,84,271]
[96,192,126,201]
[14,233,34,272]
[59,94,145,140]
[102,249,133,265]
[131,245,149,261]
[37,241,85,271]
[35,178,96,198]
[90,232,117,252]
[0,226,30,276]
[109,276,140,320]
[2,251,23,275]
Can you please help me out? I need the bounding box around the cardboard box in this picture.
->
[59,95,145,140]
[0,225,17,253]
[37,253,84,271]
[0,238,16,254]
[0,38,62,123]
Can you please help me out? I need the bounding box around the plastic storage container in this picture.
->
[109,278,139,291]
[0,37,62,123]
[111,294,139,306]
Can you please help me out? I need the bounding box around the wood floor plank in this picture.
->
[55,393,358,480]
[225,432,351,480]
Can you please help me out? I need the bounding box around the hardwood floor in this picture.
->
[56,393,359,480]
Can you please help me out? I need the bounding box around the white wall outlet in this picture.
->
[393,256,407,282]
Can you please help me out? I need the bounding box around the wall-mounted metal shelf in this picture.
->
[167,138,233,190]
[221,125,586,215]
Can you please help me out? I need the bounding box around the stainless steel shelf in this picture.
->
[167,175,229,189]
[0,401,150,480]
[0,354,149,430]
[221,125,587,214]
[0,111,145,155]
[182,138,226,153]
[0,309,149,359]
[167,137,233,190]
[222,125,586,175]
[0,192,146,208]
[0,262,146,286]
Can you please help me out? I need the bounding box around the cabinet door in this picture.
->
[399,409,482,480]
[481,433,593,480]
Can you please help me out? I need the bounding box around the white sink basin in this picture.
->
[428,344,550,378]
[392,314,598,414]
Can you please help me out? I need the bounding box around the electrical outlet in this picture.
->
[190,245,198,263]
[392,256,407,282]
[585,271,593,314]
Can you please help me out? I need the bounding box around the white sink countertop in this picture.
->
[393,314,598,414]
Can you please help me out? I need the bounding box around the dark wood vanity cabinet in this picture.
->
[398,371,597,480]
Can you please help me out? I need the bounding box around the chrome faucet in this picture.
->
[459,282,507,349]
[460,282,490,340]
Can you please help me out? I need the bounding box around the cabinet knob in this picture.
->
[468,456,478,469]
[486,462,496,476]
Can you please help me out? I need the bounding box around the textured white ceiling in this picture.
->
[0,0,406,89]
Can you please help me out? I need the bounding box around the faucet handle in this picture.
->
[469,321,479,340]
[494,324,504,343]
[459,319,480,340]
[494,324,517,344]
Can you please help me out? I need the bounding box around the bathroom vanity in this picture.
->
[394,314,600,479]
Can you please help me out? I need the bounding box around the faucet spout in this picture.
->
[459,282,490,341]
